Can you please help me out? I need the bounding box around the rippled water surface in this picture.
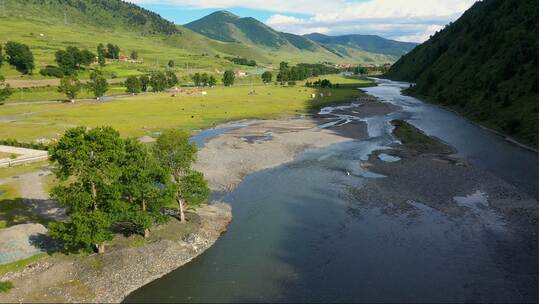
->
[125,79,538,303]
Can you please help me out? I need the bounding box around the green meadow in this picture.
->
[0,76,374,142]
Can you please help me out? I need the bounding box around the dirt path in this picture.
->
[17,170,65,221]
[0,169,65,221]
[0,168,65,265]
[5,78,126,88]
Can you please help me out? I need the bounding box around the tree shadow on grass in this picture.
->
[0,198,54,229]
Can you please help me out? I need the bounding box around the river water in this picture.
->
[125,79,538,303]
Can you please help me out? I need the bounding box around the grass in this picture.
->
[0,152,18,159]
[0,161,49,179]
[0,281,14,293]
[0,253,47,277]
[0,76,374,142]
[0,183,49,229]
[5,84,127,103]
[391,120,454,154]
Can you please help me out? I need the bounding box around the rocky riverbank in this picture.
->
[195,98,399,191]
[0,203,231,303]
[352,120,538,299]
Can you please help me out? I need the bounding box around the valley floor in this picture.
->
[0,82,537,302]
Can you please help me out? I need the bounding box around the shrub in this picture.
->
[40,66,64,78]
[0,138,48,150]
[0,281,14,293]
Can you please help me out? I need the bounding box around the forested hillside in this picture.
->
[385,0,538,147]
[13,0,179,35]
[304,33,417,58]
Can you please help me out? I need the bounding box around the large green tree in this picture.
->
[222,70,235,87]
[106,43,120,59]
[58,75,82,101]
[208,75,217,87]
[56,47,95,74]
[97,43,106,67]
[261,71,272,83]
[166,70,178,87]
[150,71,167,92]
[125,76,142,94]
[87,70,108,99]
[139,75,150,92]
[5,41,34,74]
[48,127,126,253]
[154,129,209,222]
[120,139,173,237]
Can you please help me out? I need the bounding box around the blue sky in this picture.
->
[139,4,311,25]
[132,0,477,42]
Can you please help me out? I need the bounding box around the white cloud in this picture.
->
[130,0,478,42]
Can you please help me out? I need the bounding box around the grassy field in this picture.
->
[0,182,50,229]
[0,76,374,142]
[0,152,17,159]
[5,84,127,103]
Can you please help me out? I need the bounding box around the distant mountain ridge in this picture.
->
[2,1,412,70]
[385,0,538,147]
[185,11,412,62]
[304,33,417,57]
[185,11,320,50]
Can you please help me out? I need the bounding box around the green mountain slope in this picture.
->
[184,11,397,64]
[1,0,278,74]
[304,33,417,58]
[185,11,311,49]
[384,0,539,147]
[0,1,399,78]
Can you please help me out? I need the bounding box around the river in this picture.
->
[125,79,538,303]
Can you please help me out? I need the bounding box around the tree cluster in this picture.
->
[57,75,82,101]
[305,79,333,88]
[276,62,339,84]
[125,71,177,94]
[224,56,257,67]
[4,41,35,74]
[48,127,209,253]
[190,73,216,87]
[55,46,95,75]
[105,43,121,60]
[86,70,109,99]
[261,71,272,83]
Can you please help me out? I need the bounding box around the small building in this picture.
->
[235,70,248,77]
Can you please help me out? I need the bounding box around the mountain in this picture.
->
[384,0,538,148]
[1,2,400,72]
[185,11,319,50]
[1,0,266,67]
[304,33,417,58]
[184,11,398,64]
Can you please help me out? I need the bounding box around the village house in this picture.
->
[235,70,248,77]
